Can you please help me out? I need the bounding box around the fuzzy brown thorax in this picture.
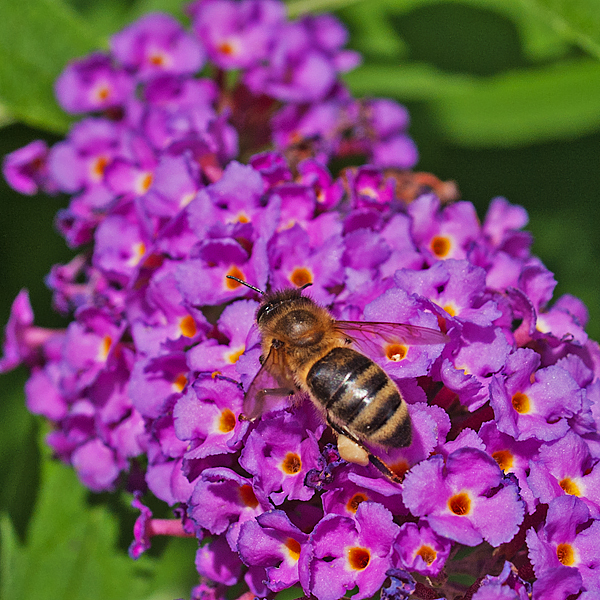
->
[256,290,343,379]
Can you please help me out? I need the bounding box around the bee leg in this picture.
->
[326,418,403,485]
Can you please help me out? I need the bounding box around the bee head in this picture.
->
[256,288,308,325]
[224,276,313,327]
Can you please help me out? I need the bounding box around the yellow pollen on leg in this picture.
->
[284,538,301,561]
[218,408,236,433]
[511,392,531,414]
[556,543,576,566]
[385,343,407,362]
[348,547,370,570]
[281,452,302,475]
[448,492,471,516]
[559,477,582,496]
[415,545,437,565]
[492,449,514,471]
[179,315,197,338]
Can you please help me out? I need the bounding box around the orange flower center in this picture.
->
[91,155,109,179]
[556,543,575,566]
[284,538,301,561]
[179,315,197,338]
[225,266,245,289]
[226,346,245,364]
[173,373,188,392]
[137,172,153,194]
[290,267,313,288]
[239,484,259,508]
[385,343,407,361]
[390,460,410,481]
[431,235,451,257]
[218,409,236,433]
[511,392,530,414]
[416,545,437,565]
[281,452,302,475]
[492,450,514,471]
[448,492,471,516]
[149,53,166,66]
[99,335,112,361]
[218,41,235,56]
[346,493,368,513]
[559,478,581,496]
[348,547,370,570]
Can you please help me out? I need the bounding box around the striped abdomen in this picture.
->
[306,346,411,447]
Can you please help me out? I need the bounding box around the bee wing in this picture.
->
[243,345,298,420]
[333,320,448,358]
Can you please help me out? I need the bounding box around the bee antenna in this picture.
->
[299,282,313,291]
[226,275,265,295]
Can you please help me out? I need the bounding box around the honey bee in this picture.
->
[227,276,448,482]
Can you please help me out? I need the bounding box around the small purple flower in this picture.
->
[478,420,540,513]
[188,467,270,550]
[402,448,525,547]
[111,13,205,79]
[2,140,56,195]
[237,509,309,592]
[393,521,452,577]
[239,407,324,505]
[527,430,600,517]
[244,15,359,103]
[0,289,58,372]
[188,0,285,70]
[526,496,600,595]
[490,349,583,442]
[299,502,399,600]
[173,377,249,458]
[408,195,480,264]
[55,53,133,114]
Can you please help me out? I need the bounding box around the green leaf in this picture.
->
[338,0,572,64]
[0,373,40,542]
[520,0,600,59]
[0,437,198,600]
[344,58,600,146]
[285,0,366,19]
[0,0,102,133]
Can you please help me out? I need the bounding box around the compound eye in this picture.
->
[257,303,273,323]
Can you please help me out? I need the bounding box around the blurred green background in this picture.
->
[1,0,599,598]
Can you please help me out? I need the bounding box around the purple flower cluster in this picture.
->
[2,2,600,599]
